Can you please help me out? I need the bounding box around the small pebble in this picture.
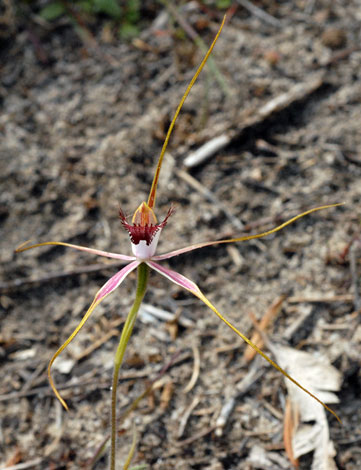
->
[321,28,347,49]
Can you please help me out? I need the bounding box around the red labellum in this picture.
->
[119,202,174,246]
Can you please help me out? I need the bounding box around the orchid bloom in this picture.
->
[16,15,341,469]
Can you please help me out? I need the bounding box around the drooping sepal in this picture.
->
[48,261,140,410]
[146,260,341,423]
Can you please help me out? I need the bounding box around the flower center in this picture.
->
[119,202,174,259]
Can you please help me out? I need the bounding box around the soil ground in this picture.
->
[1,2,361,469]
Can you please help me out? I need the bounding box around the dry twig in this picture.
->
[283,398,300,468]
[215,359,264,437]
[288,294,354,304]
[183,343,201,393]
[237,0,282,28]
[349,239,361,312]
[175,424,217,447]
[177,396,201,438]
[0,458,44,470]
[184,76,324,168]
[176,167,244,230]
[0,260,124,292]
[243,294,287,362]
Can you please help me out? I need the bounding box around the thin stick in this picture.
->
[183,343,201,393]
[0,459,43,470]
[215,361,264,437]
[349,240,361,312]
[288,293,354,304]
[75,327,120,362]
[176,168,244,230]
[183,77,324,169]
[238,0,282,28]
[178,396,201,438]
[0,260,124,292]
[176,425,217,447]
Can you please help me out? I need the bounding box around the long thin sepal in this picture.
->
[153,203,344,260]
[48,261,139,410]
[15,240,136,261]
[147,14,227,209]
[147,261,341,423]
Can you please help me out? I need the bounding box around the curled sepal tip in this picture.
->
[47,261,139,410]
[47,296,101,411]
[153,203,345,261]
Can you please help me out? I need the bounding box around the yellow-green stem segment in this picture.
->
[110,263,149,470]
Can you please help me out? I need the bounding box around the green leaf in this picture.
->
[39,2,66,21]
[93,0,122,18]
[119,23,139,40]
[77,1,94,14]
[125,0,140,24]
[216,0,231,9]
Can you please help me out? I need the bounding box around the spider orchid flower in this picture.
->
[16,200,341,417]
[16,14,341,469]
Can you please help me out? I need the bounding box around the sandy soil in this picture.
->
[1,2,360,469]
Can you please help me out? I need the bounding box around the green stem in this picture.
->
[110,263,149,470]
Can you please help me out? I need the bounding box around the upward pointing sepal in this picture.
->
[132,202,158,226]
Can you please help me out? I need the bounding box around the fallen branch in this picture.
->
[288,294,354,304]
[0,260,124,292]
[184,76,324,168]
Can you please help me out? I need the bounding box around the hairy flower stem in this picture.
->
[110,263,149,470]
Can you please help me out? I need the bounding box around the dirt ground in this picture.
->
[1,2,361,469]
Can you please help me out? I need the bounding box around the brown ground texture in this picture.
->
[1,2,361,469]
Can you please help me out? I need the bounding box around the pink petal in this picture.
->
[95,261,140,301]
[151,242,220,261]
[146,261,201,296]
[147,260,341,423]
[15,240,136,261]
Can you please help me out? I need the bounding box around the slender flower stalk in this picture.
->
[110,263,149,470]
[16,13,342,469]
